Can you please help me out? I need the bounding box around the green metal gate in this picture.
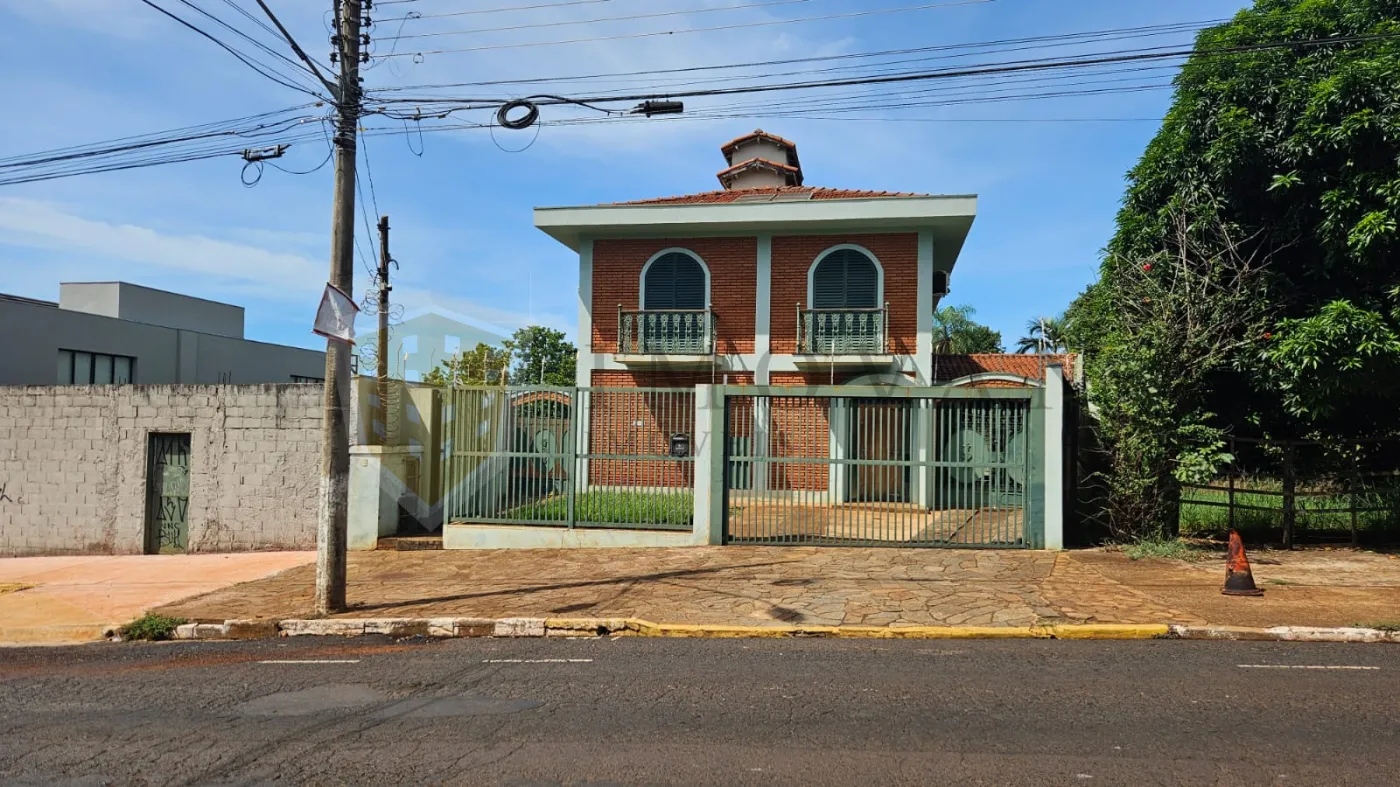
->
[722,386,1042,547]
[145,433,191,554]
[441,387,695,531]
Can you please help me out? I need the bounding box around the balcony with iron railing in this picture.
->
[796,302,889,357]
[617,306,716,360]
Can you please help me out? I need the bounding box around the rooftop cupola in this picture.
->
[716,129,802,190]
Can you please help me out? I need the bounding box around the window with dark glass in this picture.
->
[811,248,879,309]
[805,248,884,353]
[642,252,707,310]
[58,349,135,384]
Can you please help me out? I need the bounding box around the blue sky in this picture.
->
[0,0,1250,354]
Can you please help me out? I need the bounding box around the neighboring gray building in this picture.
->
[360,305,511,382]
[0,282,325,386]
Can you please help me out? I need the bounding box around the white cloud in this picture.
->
[0,196,325,301]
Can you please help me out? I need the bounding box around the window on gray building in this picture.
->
[291,375,324,383]
[58,350,135,385]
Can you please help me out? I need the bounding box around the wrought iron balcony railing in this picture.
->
[618,307,716,355]
[797,303,889,354]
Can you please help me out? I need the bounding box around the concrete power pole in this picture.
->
[376,215,392,444]
[315,0,364,616]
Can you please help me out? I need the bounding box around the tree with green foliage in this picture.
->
[509,325,576,386]
[423,326,577,387]
[1015,315,1068,354]
[1066,0,1400,538]
[424,342,513,387]
[932,304,1003,354]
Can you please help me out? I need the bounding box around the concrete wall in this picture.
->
[0,297,324,386]
[0,384,322,556]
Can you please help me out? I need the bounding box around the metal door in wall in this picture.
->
[145,433,191,554]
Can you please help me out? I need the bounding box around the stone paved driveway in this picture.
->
[157,547,1192,627]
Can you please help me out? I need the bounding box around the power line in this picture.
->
[136,0,327,98]
[366,19,1212,95]
[379,0,992,58]
[169,0,321,85]
[538,31,1400,108]
[377,0,621,18]
[385,0,819,40]
[363,31,1389,126]
[0,105,324,167]
[360,134,382,225]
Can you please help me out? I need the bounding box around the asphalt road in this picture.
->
[1,636,1397,786]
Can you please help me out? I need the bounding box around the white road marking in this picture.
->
[258,659,361,664]
[1237,664,1379,670]
[484,652,593,658]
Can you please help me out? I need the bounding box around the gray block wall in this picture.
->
[0,384,324,555]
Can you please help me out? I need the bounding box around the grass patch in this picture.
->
[1352,621,1400,632]
[1124,538,1210,562]
[1178,480,1400,541]
[506,490,693,527]
[119,613,187,641]
[1264,578,1296,586]
[0,583,32,595]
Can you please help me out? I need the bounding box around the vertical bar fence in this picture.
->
[721,386,1040,548]
[440,386,696,532]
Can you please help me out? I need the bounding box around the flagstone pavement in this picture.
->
[156,547,1202,628]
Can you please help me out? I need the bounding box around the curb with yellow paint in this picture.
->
[150,617,1300,643]
[21,616,1397,646]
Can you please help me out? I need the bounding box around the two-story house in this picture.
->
[534,129,977,391]
[529,131,984,506]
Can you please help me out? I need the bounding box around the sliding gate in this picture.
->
[722,386,1043,547]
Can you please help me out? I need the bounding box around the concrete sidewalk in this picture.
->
[153,546,1400,633]
[0,552,315,645]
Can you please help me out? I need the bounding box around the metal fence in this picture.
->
[1179,435,1400,546]
[618,308,715,355]
[720,386,1042,547]
[797,304,888,354]
[441,386,695,531]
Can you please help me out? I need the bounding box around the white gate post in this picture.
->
[692,384,724,545]
[1043,364,1066,550]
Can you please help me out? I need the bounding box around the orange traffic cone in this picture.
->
[1222,530,1264,597]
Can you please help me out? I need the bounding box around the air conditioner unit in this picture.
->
[932,270,950,297]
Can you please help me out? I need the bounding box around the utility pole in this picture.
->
[315,0,364,615]
[376,214,391,445]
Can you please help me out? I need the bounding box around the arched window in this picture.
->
[641,250,708,310]
[809,246,881,309]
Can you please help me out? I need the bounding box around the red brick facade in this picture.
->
[586,231,923,494]
[586,370,754,488]
[770,233,919,355]
[591,237,756,355]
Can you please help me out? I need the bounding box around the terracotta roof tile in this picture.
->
[615,185,930,206]
[931,353,1077,384]
[716,158,803,188]
[719,129,797,155]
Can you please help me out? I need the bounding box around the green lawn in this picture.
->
[505,490,694,528]
[1179,480,1400,540]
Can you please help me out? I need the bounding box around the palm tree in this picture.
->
[1015,316,1067,354]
